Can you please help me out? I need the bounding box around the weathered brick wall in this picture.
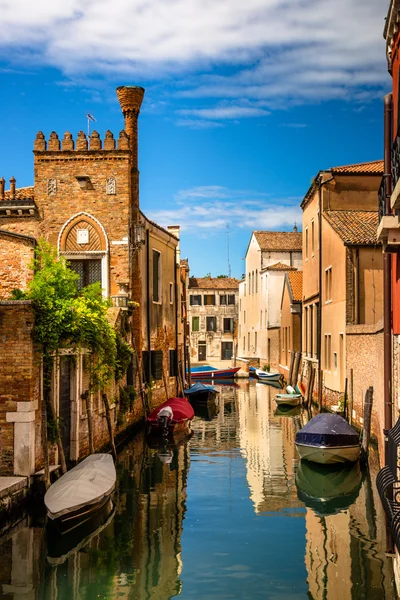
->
[0,234,35,299]
[346,321,384,463]
[267,328,280,370]
[0,302,40,475]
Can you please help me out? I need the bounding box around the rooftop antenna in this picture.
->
[227,223,231,277]
[87,113,96,137]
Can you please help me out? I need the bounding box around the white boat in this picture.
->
[44,453,116,532]
[295,414,361,465]
[255,369,283,383]
[275,393,302,407]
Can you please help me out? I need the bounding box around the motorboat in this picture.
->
[44,454,116,532]
[255,369,283,383]
[190,366,241,379]
[296,460,363,516]
[295,413,361,464]
[275,393,302,407]
[184,382,219,404]
[147,397,194,437]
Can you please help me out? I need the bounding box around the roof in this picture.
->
[0,229,36,244]
[189,277,240,290]
[140,211,179,242]
[323,210,379,245]
[265,262,297,271]
[253,231,302,252]
[329,160,384,175]
[287,271,303,302]
[3,186,35,200]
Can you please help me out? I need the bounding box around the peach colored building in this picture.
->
[301,161,384,444]
[279,271,302,377]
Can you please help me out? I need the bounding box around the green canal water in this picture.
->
[0,381,396,599]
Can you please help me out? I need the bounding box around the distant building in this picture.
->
[238,230,302,369]
[187,277,240,363]
[279,270,303,376]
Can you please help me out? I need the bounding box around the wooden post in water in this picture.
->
[362,386,373,455]
[349,369,354,426]
[288,353,295,386]
[47,396,67,475]
[318,369,323,411]
[343,377,348,421]
[306,365,316,406]
[81,391,94,455]
[292,352,301,388]
[102,393,117,460]
[41,386,50,489]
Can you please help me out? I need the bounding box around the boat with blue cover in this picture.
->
[184,382,219,404]
[295,413,361,464]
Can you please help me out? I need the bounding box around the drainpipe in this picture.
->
[146,228,151,383]
[383,93,393,450]
[317,174,335,405]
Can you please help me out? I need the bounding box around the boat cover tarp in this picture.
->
[148,398,194,423]
[44,454,116,519]
[295,414,360,448]
[190,365,218,373]
[184,382,218,395]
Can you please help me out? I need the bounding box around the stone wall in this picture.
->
[0,233,35,299]
[0,302,40,476]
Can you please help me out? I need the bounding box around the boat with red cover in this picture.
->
[147,397,194,437]
[190,366,240,379]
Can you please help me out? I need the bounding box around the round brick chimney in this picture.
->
[116,86,145,167]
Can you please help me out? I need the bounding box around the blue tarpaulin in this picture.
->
[295,413,360,448]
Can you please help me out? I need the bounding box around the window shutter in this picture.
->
[169,349,177,377]
[151,350,163,380]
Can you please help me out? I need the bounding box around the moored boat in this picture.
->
[295,413,361,465]
[190,366,240,379]
[275,393,303,407]
[44,454,116,532]
[184,382,219,404]
[255,369,283,383]
[147,397,194,437]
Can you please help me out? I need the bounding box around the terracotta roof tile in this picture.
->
[323,210,379,245]
[329,160,383,175]
[287,271,303,302]
[265,262,297,271]
[254,231,302,251]
[189,277,240,290]
[3,186,35,200]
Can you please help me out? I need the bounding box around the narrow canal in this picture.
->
[0,381,396,599]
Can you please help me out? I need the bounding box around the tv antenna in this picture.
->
[87,113,96,137]
[227,223,231,277]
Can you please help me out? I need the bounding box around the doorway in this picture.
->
[59,356,72,460]
[198,342,207,362]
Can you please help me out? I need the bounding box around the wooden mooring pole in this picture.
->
[292,352,301,388]
[102,393,117,460]
[81,391,94,455]
[349,369,354,426]
[362,386,374,456]
[288,353,295,386]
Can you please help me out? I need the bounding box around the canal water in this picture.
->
[0,380,396,599]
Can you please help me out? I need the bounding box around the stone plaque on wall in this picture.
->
[77,229,89,245]
[47,178,57,196]
[106,177,116,195]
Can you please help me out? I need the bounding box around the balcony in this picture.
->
[392,132,400,210]
[377,171,400,251]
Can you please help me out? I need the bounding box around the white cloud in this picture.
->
[0,0,389,117]
[146,185,302,233]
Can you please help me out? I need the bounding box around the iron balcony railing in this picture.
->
[378,175,386,223]
[376,417,400,553]
[392,132,400,191]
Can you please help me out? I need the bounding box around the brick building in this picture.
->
[188,277,240,363]
[0,86,184,476]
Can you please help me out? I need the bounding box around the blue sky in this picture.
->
[0,0,390,278]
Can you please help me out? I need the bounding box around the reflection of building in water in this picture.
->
[304,469,394,599]
[237,382,301,513]
[192,384,240,452]
[0,432,190,600]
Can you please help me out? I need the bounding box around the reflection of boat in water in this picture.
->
[184,382,219,404]
[274,405,302,418]
[295,414,361,464]
[296,460,363,516]
[44,454,116,532]
[47,498,115,565]
[256,379,283,390]
[193,398,219,420]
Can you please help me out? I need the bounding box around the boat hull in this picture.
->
[190,367,240,379]
[256,370,283,383]
[147,418,192,437]
[275,394,302,407]
[185,389,218,404]
[295,442,361,464]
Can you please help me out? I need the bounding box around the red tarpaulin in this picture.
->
[147,398,194,423]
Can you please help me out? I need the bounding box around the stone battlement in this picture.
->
[33,129,130,152]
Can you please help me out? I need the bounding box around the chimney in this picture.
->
[0,178,4,200]
[9,177,16,200]
[168,225,181,264]
[116,86,145,168]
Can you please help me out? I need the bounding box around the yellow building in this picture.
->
[279,270,303,378]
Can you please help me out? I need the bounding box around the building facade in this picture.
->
[0,86,184,477]
[301,161,384,445]
[238,230,302,370]
[279,271,303,376]
[187,277,240,363]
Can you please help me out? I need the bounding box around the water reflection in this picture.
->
[0,381,396,599]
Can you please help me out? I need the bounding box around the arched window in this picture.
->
[58,212,109,297]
